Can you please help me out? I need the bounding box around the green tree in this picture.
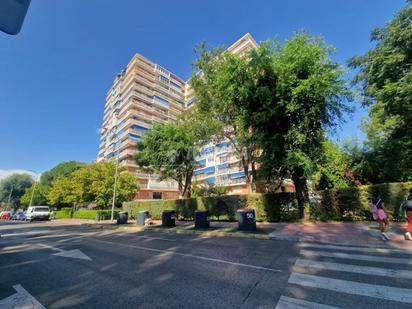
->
[240,33,352,217]
[47,161,138,208]
[47,176,82,207]
[349,1,412,182]
[40,160,86,189]
[0,174,33,209]
[135,122,197,198]
[20,182,48,206]
[189,45,260,191]
[313,140,351,190]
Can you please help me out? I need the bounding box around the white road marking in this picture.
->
[128,235,176,242]
[299,243,412,255]
[275,296,341,309]
[38,243,63,252]
[289,273,412,304]
[300,249,412,265]
[37,243,92,261]
[0,284,46,309]
[53,249,92,261]
[88,237,282,273]
[294,258,412,280]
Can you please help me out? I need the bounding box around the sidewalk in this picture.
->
[269,221,412,249]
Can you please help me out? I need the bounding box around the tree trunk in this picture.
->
[178,179,183,199]
[293,175,308,219]
[241,155,252,193]
[182,170,192,199]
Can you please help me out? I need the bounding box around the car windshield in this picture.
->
[34,207,49,212]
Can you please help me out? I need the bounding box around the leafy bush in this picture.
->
[72,210,121,220]
[55,207,72,219]
[312,182,412,221]
[123,193,298,222]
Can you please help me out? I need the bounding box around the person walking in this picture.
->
[371,197,390,240]
[400,188,412,240]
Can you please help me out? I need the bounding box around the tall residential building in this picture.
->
[98,33,293,200]
[97,53,185,200]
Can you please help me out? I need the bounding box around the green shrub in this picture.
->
[71,209,121,220]
[313,182,412,221]
[123,193,297,222]
[55,208,72,219]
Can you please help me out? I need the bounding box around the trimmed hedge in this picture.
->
[55,208,121,220]
[72,210,121,220]
[55,208,72,219]
[311,182,412,221]
[123,193,298,222]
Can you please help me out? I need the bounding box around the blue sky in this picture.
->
[0,0,407,174]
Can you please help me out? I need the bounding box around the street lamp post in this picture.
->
[111,149,120,221]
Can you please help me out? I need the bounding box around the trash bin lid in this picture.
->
[119,211,128,214]
[138,211,148,214]
[195,209,209,212]
[162,210,175,213]
[236,208,254,213]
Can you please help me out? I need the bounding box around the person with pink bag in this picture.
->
[371,197,390,240]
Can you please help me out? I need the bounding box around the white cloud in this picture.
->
[0,169,40,181]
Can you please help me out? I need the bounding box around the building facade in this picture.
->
[97,53,186,200]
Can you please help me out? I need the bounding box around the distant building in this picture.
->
[97,54,185,200]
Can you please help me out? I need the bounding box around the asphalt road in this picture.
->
[1,221,412,308]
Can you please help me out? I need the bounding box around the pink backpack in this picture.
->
[371,199,381,220]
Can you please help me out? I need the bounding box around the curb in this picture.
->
[84,223,272,240]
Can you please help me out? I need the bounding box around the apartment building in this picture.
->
[97,53,186,200]
[98,33,294,200]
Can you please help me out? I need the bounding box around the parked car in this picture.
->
[11,210,26,221]
[26,206,50,221]
[0,211,13,220]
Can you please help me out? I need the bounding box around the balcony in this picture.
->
[135,60,154,75]
[216,177,247,186]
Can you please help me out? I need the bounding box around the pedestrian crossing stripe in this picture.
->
[289,272,412,304]
[298,243,412,255]
[275,296,342,309]
[300,249,412,265]
[294,258,412,279]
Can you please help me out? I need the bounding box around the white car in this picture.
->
[26,206,50,221]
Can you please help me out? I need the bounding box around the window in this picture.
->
[153,95,169,106]
[132,124,149,132]
[152,192,162,199]
[128,133,141,141]
[170,81,181,89]
[159,75,169,84]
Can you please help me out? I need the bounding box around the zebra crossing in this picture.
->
[276,242,412,308]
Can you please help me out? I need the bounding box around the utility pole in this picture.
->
[7,184,14,209]
[111,150,119,221]
[29,181,36,207]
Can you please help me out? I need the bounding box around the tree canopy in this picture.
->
[135,121,198,198]
[0,174,33,209]
[349,1,412,182]
[40,160,86,188]
[47,161,138,208]
[189,32,353,216]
